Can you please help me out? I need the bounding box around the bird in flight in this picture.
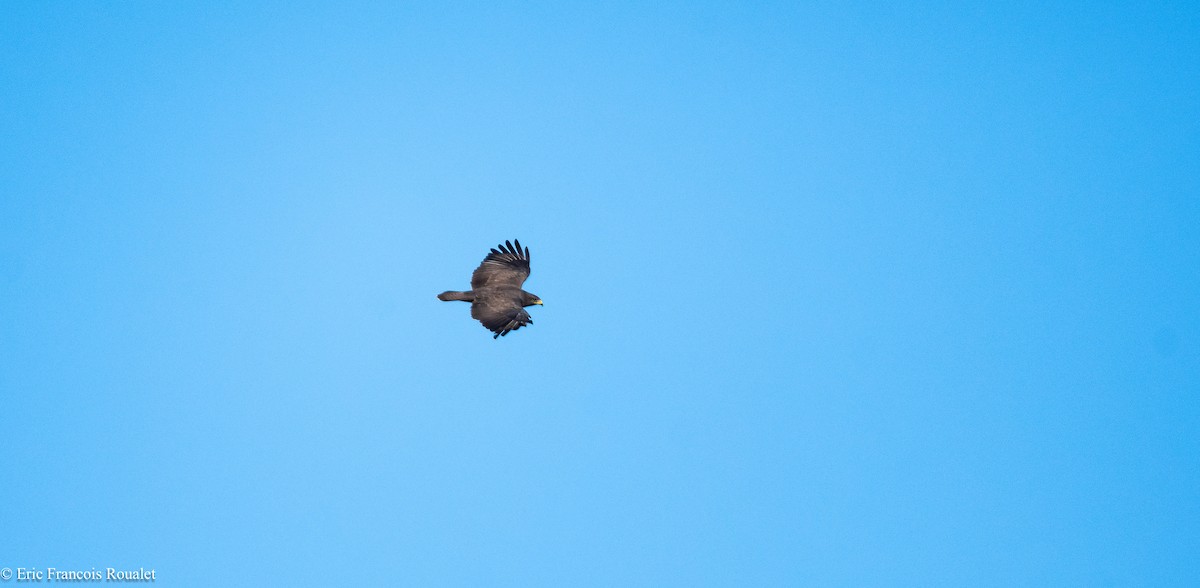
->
[438,239,543,339]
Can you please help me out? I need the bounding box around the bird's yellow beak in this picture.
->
[535,299,544,305]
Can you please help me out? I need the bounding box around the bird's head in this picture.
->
[523,292,544,307]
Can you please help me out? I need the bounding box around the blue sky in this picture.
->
[1,2,1197,585]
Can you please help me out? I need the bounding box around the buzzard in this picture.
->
[438,239,543,339]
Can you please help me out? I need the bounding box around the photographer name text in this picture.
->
[1,567,155,583]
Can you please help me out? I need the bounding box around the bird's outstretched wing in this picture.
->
[470,239,530,290]
[471,304,533,339]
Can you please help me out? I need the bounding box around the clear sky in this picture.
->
[2,2,1197,586]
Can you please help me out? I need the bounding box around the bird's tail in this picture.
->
[437,290,474,302]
